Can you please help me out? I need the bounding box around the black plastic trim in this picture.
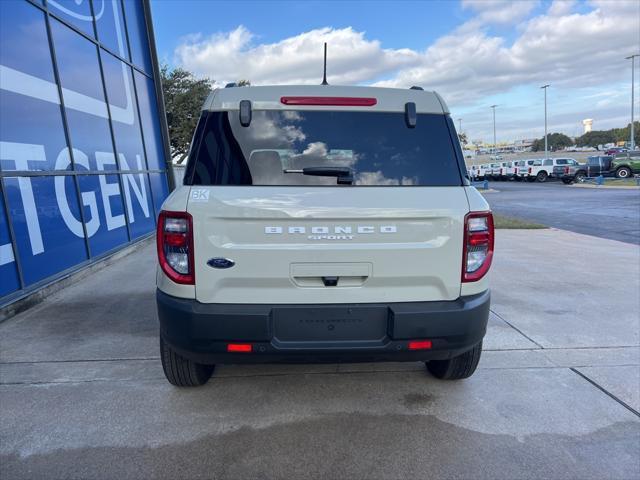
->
[157,290,490,364]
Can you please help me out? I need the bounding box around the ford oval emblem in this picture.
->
[207,258,235,269]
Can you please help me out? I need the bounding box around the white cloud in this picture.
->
[174,26,418,87]
[548,0,577,16]
[461,0,539,25]
[172,0,639,141]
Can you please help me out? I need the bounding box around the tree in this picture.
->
[531,132,573,152]
[576,130,615,148]
[236,79,251,86]
[458,132,468,145]
[160,65,213,164]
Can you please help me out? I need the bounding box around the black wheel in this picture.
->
[536,171,548,182]
[574,172,586,183]
[426,342,482,380]
[160,336,214,387]
[526,177,536,182]
[616,167,632,179]
[562,178,573,185]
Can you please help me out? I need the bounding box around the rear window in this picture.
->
[185,110,463,186]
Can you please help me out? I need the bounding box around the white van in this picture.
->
[156,85,493,386]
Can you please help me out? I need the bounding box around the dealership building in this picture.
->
[0,0,172,306]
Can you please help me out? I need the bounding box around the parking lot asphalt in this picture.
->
[1,231,639,479]
[484,180,640,245]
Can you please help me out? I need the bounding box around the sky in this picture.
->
[150,0,640,143]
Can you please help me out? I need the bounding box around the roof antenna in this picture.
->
[321,42,329,85]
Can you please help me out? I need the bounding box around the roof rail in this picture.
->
[225,82,237,88]
[410,86,424,90]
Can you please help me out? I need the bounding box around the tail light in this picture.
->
[515,167,518,174]
[500,168,503,175]
[462,212,494,282]
[157,211,194,285]
[564,167,570,174]
[528,167,532,174]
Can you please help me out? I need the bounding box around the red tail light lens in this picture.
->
[157,211,194,285]
[280,96,377,106]
[462,212,494,282]
[528,167,532,174]
[564,167,569,174]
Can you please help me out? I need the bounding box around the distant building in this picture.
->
[583,119,593,134]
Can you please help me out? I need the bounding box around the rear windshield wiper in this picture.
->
[283,166,354,185]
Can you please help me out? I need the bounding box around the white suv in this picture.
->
[156,85,493,386]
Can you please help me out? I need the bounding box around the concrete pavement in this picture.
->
[1,230,639,479]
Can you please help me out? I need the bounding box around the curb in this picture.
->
[569,184,640,190]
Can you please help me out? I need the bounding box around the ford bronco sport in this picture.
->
[156,85,493,386]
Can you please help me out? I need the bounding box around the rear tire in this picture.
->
[426,342,482,380]
[616,167,632,178]
[562,178,573,185]
[160,336,214,387]
[574,172,586,183]
[536,171,548,182]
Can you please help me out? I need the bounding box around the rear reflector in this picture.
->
[408,340,432,350]
[227,343,253,353]
[280,96,377,106]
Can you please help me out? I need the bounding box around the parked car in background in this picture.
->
[515,159,539,180]
[487,163,502,180]
[468,164,488,180]
[526,158,577,182]
[605,147,627,156]
[611,151,640,178]
[552,159,586,184]
[574,154,639,179]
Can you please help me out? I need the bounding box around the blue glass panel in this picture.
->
[120,172,154,239]
[148,172,169,216]
[121,0,152,73]
[51,18,118,172]
[0,191,21,297]
[94,0,129,59]
[77,174,128,255]
[4,175,88,286]
[47,0,95,38]
[101,50,148,170]
[134,70,165,170]
[0,1,67,172]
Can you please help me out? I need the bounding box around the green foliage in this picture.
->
[531,133,573,152]
[458,132,468,145]
[576,122,640,147]
[160,65,213,164]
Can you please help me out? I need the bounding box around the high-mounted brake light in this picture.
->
[280,96,377,106]
[157,211,194,285]
[462,211,494,282]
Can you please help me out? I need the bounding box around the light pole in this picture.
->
[626,55,638,150]
[541,84,550,158]
[490,105,497,154]
[458,118,462,133]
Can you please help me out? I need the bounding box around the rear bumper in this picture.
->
[157,289,490,364]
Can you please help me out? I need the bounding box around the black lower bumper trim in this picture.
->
[157,289,490,364]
